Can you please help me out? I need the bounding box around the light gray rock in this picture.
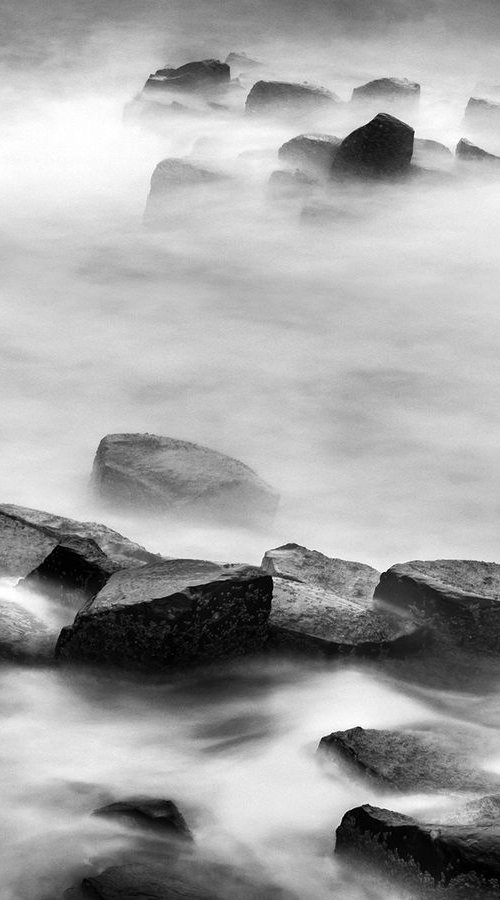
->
[464,97,500,131]
[278,133,341,175]
[144,158,227,225]
[0,600,55,663]
[352,77,420,105]
[246,80,340,116]
[456,138,500,163]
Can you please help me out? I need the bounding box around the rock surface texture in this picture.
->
[56,559,272,669]
[332,113,414,178]
[278,133,341,175]
[0,600,53,662]
[246,80,339,116]
[143,59,230,94]
[21,538,121,609]
[374,559,500,650]
[91,433,278,527]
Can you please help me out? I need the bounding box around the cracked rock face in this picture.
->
[55,559,273,669]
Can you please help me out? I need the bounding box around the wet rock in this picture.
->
[464,97,500,131]
[91,433,279,528]
[262,544,426,657]
[335,804,500,898]
[278,133,341,175]
[456,138,500,163]
[93,798,192,840]
[21,538,120,609]
[332,113,414,178]
[0,504,159,577]
[318,725,498,792]
[0,599,54,663]
[352,77,420,105]
[143,59,230,95]
[374,559,500,651]
[246,80,340,116]
[55,559,272,669]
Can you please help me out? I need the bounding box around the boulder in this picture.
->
[456,138,500,163]
[352,77,420,105]
[91,433,279,528]
[225,52,260,70]
[374,559,500,650]
[261,544,426,656]
[0,504,159,577]
[246,80,340,116]
[0,599,54,663]
[412,138,453,170]
[144,159,227,224]
[318,725,498,793]
[143,59,230,95]
[267,169,317,203]
[278,133,341,175]
[335,804,500,897]
[55,559,272,669]
[464,97,500,131]
[21,538,121,609]
[332,113,414,178]
[93,798,192,840]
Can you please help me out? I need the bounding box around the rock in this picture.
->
[246,80,340,116]
[0,599,54,663]
[332,113,414,178]
[335,804,500,897]
[91,433,279,528]
[412,139,453,170]
[318,725,498,793]
[374,559,500,651]
[144,158,227,225]
[143,59,230,95]
[55,559,272,669]
[225,52,260,70]
[352,77,420,105]
[464,97,500,131]
[267,169,317,203]
[456,138,500,163]
[21,537,121,609]
[93,798,192,840]
[278,133,341,175]
[0,504,159,577]
[261,544,426,657]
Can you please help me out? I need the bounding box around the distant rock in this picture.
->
[374,559,500,650]
[278,134,341,175]
[412,138,452,170]
[267,169,317,203]
[464,97,500,131]
[144,158,227,224]
[246,80,340,116]
[93,797,192,840]
[143,59,230,95]
[456,138,500,163]
[318,725,498,793]
[0,504,159,577]
[21,537,120,610]
[336,804,500,897]
[91,433,279,528]
[55,559,272,669]
[332,113,414,178]
[352,77,420,105]
[261,544,426,656]
[0,600,54,663]
[225,52,260,70]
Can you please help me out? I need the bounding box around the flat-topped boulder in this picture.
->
[336,804,500,898]
[55,559,272,669]
[464,97,500,130]
[261,544,425,656]
[93,797,192,840]
[456,138,500,163]
[374,559,500,650]
[21,537,121,610]
[91,433,279,528]
[352,77,420,104]
[0,503,159,577]
[332,113,414,178]
[246,80,340,116]
[278,134,341,175]
[319,725,498,793]
[143,59,230,95]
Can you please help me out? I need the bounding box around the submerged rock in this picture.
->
[0,599,53,663]
[335,804,500,898]
[268,169,317,203]
[55,559,272,669]
[332,113,414,178]
[144,158,227,224]
[246,80,340,116]
[91,433,278,528]
[143,59,230,95]
[464,96,500,130]
[456,138,500,163]
[352,77,420,105]
[278,133,341,175]
[374,559,500,650]
[21,538,120,609]
[93,797,192,840]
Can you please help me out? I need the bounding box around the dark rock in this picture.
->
[0,503,159,577]
[374,559,500,651]
[262,544,426,657]
[143,59,230,95]
[332,113,414,178]
[278,133,341,175]
[246,80,340,116]
[456,138,500,163]
[91,433,279,528]
[335,804,500,897]
[55,559,272,669]
[464,97,500,131]
[352,77,420,105]
[93,798,192,840]
[0,599,54,662]
[318,725,498,793]
[21,538,120,609]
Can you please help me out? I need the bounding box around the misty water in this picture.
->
[3,0,500,897]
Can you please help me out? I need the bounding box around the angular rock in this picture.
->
[352,77,420,105]
[374,559,500,650]
[414,138,452,158]
[318,725,498,793]
[335,804,500,897]
[246,80,340,116]
[456,138,500,163]
[332,113,414,178]
[21,537,121,609]
[55,559,272,669]
[278,133,341,175]
[143,59,230,95]
[464,97,500,131]
[225,52,260,70]
[93,798,192,840]
[0,504,159,577]
[0,599,54,663]
[91,433,279,528]
[262,544,426,657]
